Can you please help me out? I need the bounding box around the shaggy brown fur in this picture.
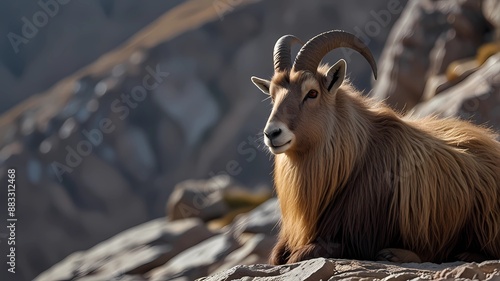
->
[266,64,500,265]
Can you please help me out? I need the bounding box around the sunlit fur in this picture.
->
[267,64,500,264]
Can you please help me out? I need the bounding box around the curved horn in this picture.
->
[273,35,302,72]
[293,30,377,79]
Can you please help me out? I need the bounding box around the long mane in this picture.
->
[274,78,370,250]
[274,75,500,261]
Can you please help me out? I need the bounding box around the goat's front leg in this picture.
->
[376,248,422,263]
[455,252,490,262]
[269,239,291,265]
[287,241,342,263]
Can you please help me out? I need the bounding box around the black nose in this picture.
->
[264,128,282,140]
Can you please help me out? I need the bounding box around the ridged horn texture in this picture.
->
[273,35,302,72]
[293,30,378,79]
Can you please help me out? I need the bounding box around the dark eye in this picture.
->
[306,90,318,100]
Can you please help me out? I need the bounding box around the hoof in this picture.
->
[456,252,489,263]
[376,248,422,263]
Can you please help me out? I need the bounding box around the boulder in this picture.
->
[231,198,280,236]
[147,234,240,281]
[35,218,213,281]
[215,233,276,272]
[410,53,500,133]
[199,258,500,281]
[167,175,236,221]
[167,175,271,222]
[371,0,489,112]
[483,0,500,39]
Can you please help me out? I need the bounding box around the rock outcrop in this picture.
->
[371,0,494,113]
[36,194,500,280]
[35,194,281,281]
[371,0,500,134]
[167,175,271,222]
[201,259,500,281]
[410,53,500,133]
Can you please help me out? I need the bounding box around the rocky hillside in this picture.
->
[0,0,408,280]
[36,177,500,280]
[372,0,500,122]
[0,0,183,113]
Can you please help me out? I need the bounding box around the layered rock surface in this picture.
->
[201,259,500,281]
[36,192,500,280]
[36,188,281,281]
[371,0,498,114]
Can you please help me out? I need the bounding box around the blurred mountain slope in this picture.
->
[0,0,181,113]
[0,1,259,280]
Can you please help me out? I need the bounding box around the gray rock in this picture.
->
[232,198,280,236]
[148,234,239,281]
[156,116,185,172]
[483,0,500,39]
[115,126,157,182]
[27,158,42,183]
[216,233,276,272]
[36,218,214,281]
[46,183,79,220]
[410,53,500,133]
[78,154,150,230]
[199,258,337,281]
[78,275,147,281]
[167,175,237,221]
[371,0,487,112]
[79,154,133,199]
[153,75,220,147]
[199,258,500,281]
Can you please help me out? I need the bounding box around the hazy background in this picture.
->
[0,0,425,279]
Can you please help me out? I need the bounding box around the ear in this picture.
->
[325,59,346,92]
[251,76,271,95]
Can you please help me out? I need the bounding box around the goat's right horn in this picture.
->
[293,30,377,79]
[273,35,302,72]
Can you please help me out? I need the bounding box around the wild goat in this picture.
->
[251,30,500,264]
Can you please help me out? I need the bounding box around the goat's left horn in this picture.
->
[273,35,302,72]
[293,30,378,79]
